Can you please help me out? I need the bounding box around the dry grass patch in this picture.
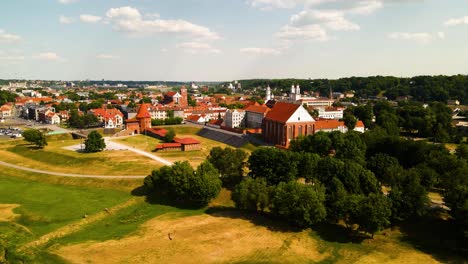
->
[0,204,20,222]
[55,214,327,264]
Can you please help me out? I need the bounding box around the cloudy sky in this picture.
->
[0,0,467,81]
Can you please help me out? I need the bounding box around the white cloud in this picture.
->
[161,48,168,53]
[348,0,383,15]
[96,54,119,59]
[0,29,22,42]
[58,0,78,4]
[106,6,142,20]
[176,42,221,54]
[388,32,444,44]
[105,6,220,40]
[291,10,360,31]
[59,15,74,24]
[240,47,282,56]
[247,0,298,9]
[80,14,102,23]
[33,52,63,61]
[444,16,468,26]
[276,24,329,41]
[437,31,445,40]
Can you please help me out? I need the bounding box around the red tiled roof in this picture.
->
[146,128,168,137]
[314,120,345,130]
[356,121,365,128]
[244,104,270,114]
[174,137,200,145]
[166,92,177,97]
[156,143,181,149]
[187,114,202,122]
[264,102,301,123]
[136,103,151,119]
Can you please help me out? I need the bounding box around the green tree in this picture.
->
[343,111,357,130]
[248,148,299,185]
[208,147,247,186]
[164,128,176,143]
[367,153,404,186]
[22,129,47,148]
[232,177,270,212]
[355,193,391,238]
[456,143,468,161]
[290,131,332,156]
[443,162,468,224]
[84,131,106,153]
[145,161,221,207]
[388,170,430,221]
[270,181,327,227]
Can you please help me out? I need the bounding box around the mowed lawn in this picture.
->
[114,125,254,167]
[0,133,162,176]
[0,175,131,237]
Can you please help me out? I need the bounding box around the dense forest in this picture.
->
[234,75,468,104]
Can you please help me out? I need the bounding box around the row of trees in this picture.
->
[237,75,468,103]
[205,130,467,237]
[345,101,459,143]
[151,117,183,126]
[68,110,99,129]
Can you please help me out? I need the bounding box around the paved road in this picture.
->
[0,161,147,179]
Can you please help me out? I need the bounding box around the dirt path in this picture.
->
[21,198,139,250]
[105,139,173,166]
[0,161,146,179]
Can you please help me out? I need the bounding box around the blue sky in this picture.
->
[0,0,467,81]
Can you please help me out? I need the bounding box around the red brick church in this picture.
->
[262,102,365,148]
[262,102,316,148]
[126,103,152,134]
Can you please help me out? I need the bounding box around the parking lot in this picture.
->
[0,127,23,139]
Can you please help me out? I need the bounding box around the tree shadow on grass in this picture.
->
[205,206,302,233]
[313,222,367,244]
[205,206,368,243]
[130,185,210,210]
[397,210,468,263]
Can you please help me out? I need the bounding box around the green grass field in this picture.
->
[0,133,161,176]
[0,165,465,264]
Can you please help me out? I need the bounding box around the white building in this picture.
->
[224,109,246,128]
[318,107,344,120]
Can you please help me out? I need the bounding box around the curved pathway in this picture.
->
[104,139,173,166]
[0,161,147,179]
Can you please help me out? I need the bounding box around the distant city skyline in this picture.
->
[1,0,468,81]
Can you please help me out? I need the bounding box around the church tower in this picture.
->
[136,103,152,132]
[180,86,188,107]
[266,85,272,101]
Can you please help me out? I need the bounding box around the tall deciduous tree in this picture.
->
[84,131,106,153]
[270,181,327,227]
[208,147,247,186]
[23,129,47,148]
[164,128,176,143]
[232,177,270,212]
[248,148,299,185]
[355,193,391,238]
[145,161,221,207]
